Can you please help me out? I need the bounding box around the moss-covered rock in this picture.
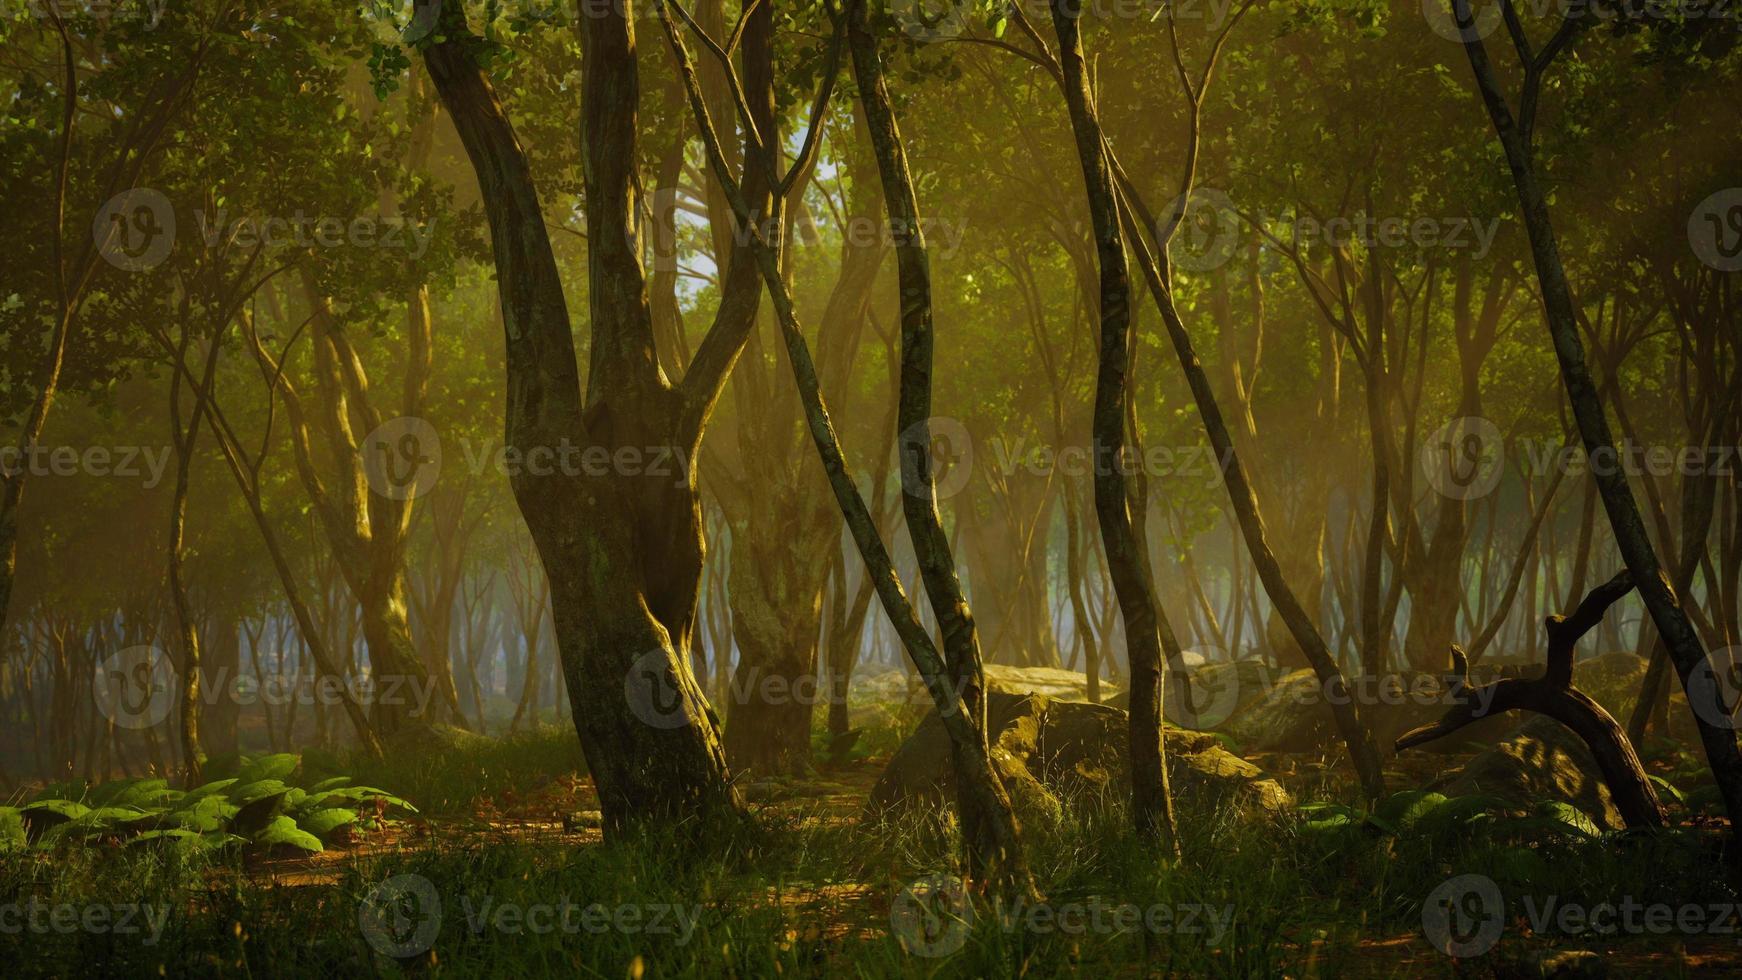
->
[1435,715,1626,832]
[868,670,1293,824]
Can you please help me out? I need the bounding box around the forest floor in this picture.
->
[7,712,1742,977]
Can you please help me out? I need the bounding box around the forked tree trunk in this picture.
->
[419,0,752,833]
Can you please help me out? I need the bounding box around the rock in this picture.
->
[1166,661,1280,730]
[979,664,1118,701]
[1435,715,1626,831]
[856,664,1122,707]
[848,670,913,704]
[868,687,1293,823]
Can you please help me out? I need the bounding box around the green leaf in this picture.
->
[231,790,291,837]
[301,786,417,814]
[234,754,300,787]
[1373,790,1449,835]
[88,778,173,809]
[297,808,358,839]
[228,779,291,806]
[1533,801,1601,838]
[1647,775,1686,805]
[251,816,324,854]
[182,779,239,801]
[164,795,234,833]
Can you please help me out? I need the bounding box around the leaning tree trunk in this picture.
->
[1047,0,1181,853]
[1452,2,1742,844]
[657,0,1034,895]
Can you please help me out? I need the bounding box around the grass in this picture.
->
[1,709,1736,977]
[304,723,589,817]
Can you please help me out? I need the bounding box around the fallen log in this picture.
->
[1395,570,1665,829]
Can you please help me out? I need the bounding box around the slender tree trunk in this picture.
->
[1452,6,1742,843]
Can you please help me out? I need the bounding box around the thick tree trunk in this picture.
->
[420,0,748,833]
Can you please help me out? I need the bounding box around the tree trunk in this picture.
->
[420,0,750,833]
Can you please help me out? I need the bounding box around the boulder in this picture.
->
[1434,715,1626,831]
[977,664,1118,702]
[868,686,1293,824]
